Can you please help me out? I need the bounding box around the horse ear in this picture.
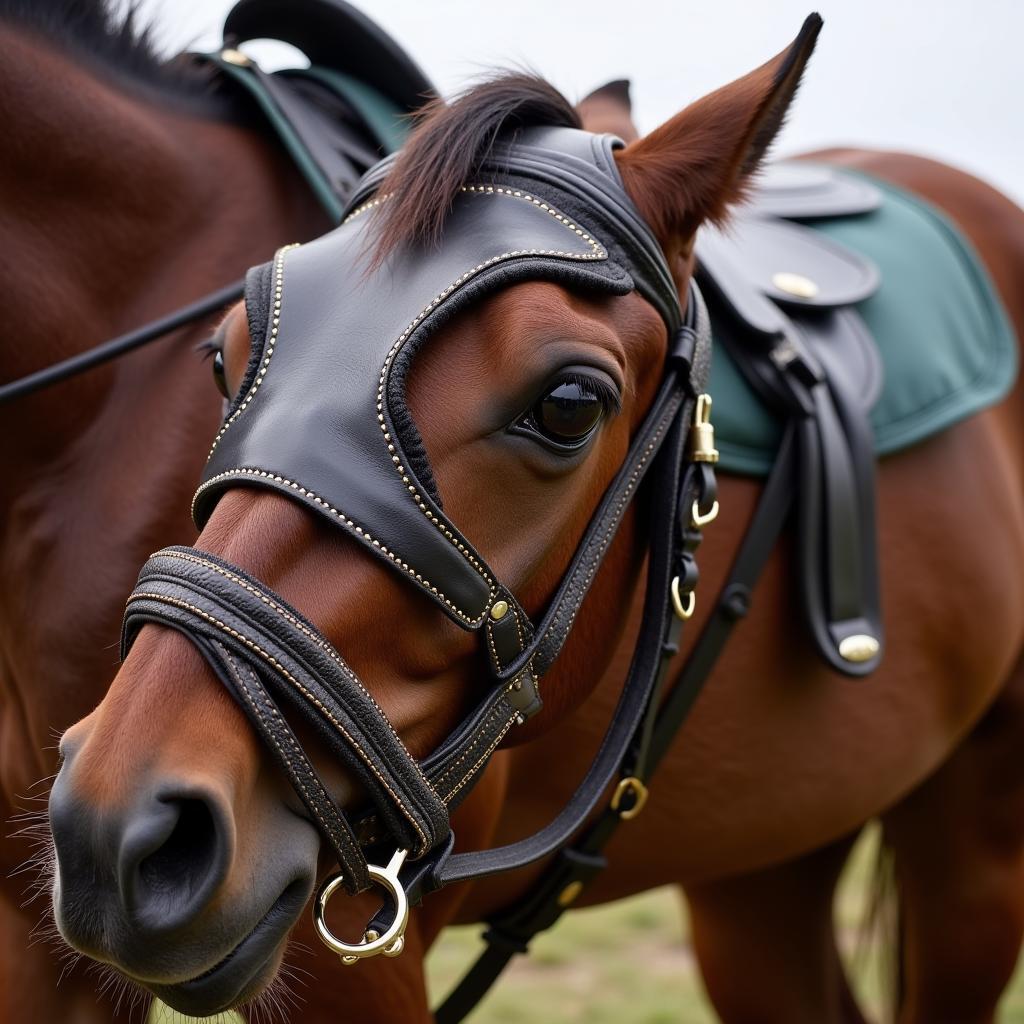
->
[577,80,639,142]
[616,14,822,251]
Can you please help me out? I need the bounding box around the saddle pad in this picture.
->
[709,172,1019,475]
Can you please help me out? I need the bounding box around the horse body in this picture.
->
[0,18,328,1019]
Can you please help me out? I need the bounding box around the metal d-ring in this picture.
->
[691,498,720,527]
[670,575,696,620]
[313,848,410,965]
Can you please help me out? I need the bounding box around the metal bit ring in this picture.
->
[313,848,409,964]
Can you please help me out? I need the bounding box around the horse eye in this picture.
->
[531,378,606,448]
[211,349,230,399]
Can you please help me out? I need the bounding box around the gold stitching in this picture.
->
[126,590,430,855]
[375,185,607,611]
[190,470,490,626]
[153,549,434,797]
[207,244,299,459]
[221,649,358,864]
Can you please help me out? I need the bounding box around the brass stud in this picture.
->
[490,600,509,621]
[838,634,880,663]
[772,271,819,299]
[220,47,252,66]
[557,881,584,907]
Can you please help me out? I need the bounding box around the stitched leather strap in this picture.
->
[122,548,450,892]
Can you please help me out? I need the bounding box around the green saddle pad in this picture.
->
[709,173,1019,475]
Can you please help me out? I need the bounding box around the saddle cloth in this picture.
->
[709,168,1019,476]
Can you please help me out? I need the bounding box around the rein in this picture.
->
[0,280,246,405]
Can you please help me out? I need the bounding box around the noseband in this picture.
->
[121,128,716,964]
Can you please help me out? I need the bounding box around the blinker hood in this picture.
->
[193,127,683,630]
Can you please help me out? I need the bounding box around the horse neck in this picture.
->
[0,28,326,788]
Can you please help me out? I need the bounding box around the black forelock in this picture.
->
[372,71,581,263]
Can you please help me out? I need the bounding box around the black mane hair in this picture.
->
[374,72,581,261]
[0,0,230,110]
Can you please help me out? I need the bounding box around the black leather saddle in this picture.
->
[694,162,886,674]
[198,0,437,221]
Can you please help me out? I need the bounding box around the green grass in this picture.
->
[150,828,1024,1022]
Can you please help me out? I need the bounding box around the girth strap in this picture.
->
[121,547,450,893]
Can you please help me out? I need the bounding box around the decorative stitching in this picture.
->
[485,605,526,673]
[196,189,608,627]
[442,717,518,803]
[434,697,521,802]
[221,649,360,867]
[548,395,681,656]
[207,244,299,459]
[485,619,503,673]
[126,590,430,856]
[375,185,607,620]
[343,192,392,223]
[191,468,490,627]
[152,549,436,798]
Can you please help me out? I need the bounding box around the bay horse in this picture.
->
[35,13,1024,1024]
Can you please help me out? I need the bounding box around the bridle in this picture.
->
[6,78,725,1011]
[118,127,720,978]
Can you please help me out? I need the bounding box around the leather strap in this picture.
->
[122,548,452,890]
[0,279,244,405]
[702,281,884,675]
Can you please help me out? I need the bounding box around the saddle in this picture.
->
[696,164,887,675]
[198,0,437,221]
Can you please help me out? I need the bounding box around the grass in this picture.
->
[150,828,1024,1022]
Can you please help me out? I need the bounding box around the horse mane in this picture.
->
[374,72,581,261]
[0,0,228,108]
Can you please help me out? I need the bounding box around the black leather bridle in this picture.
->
[118,126,720,970]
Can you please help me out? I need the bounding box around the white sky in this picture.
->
[137,0,1024,205]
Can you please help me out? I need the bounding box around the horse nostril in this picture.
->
[120,790,232,929]
[139,799,215,893]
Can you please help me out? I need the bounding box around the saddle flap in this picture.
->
[698,215,881,318]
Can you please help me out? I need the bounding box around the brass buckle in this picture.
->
[313,848,409,965]
[688,393,719,464]
[670,576,695,620]
[610,776,649,821]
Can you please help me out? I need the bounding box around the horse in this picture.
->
[39,13,1024,1024]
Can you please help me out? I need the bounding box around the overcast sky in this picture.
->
[136,0,1023,205]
